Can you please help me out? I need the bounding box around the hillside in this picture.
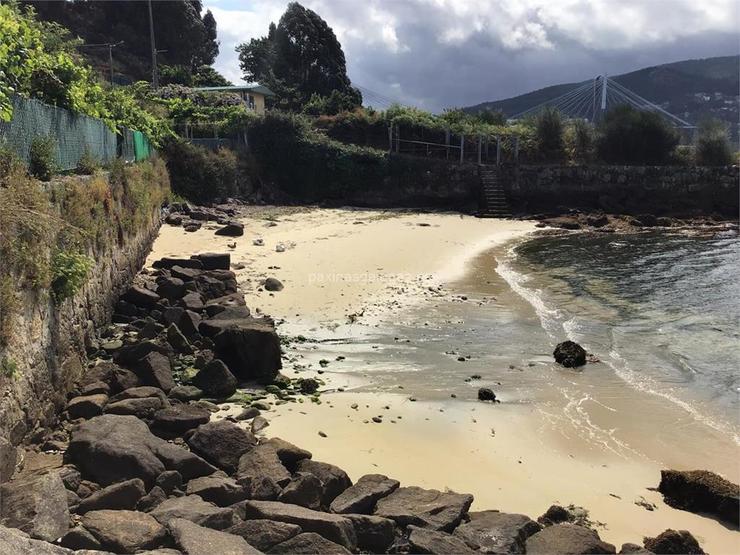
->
[465,55,739,128]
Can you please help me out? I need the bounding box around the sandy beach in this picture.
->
[148,207,739,554]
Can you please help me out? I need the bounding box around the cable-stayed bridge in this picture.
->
[510,74,695,128]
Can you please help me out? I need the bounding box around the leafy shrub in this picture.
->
[535,107,565,162]
[695,118,734,166]
[51,250,93,303]
[0,357,17,379]
[303,90,364,116]
[163,139,240,203]
[597,105,679,165]
[29,135,58,181]
[565,119,595,164]
[75,148,99,175]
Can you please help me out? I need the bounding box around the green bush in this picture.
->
[29,135,58,181]
[535,107,565,162]
[695,118,734,166]
[163,139,240,203]
[597,105,679,165]
[75,148,99,175]
[51,250,93,303]
[1,357,17,379]
[565,119,595,164]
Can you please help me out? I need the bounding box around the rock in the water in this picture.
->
[0,471,69,541]
[150,404,211,439]
[525,523,616,554]
[295,459,352,508]
[191,359,238,399]
[263,277,283,292]
[0,524,74,554]
[82,509,167,552]
[643,529,705,555]
[133,352,175,393]
[77,478,146,514]
[344,514,395,553]
[408,525,477,554]
[237,500,356,550]
[199,316,281,384]
[374,486,473,532]
[236,444,291,488]
[66,414,215,486]
[215,222,244,237]
[553,341,587,368]
[169,517,261,555]
[330,474,399,514]
[477,388,497,402]
[186,475,245,506]
[150,495,234,529]
[66,394,108,420]
[226,519,301,552]
[269,532,352,554]
[187,421,257,473]
[278,473,323,510]
[261,438,312,469]
[453,510,542,553]
[658,469,739,526]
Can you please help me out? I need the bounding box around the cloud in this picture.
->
[204,0,738,111]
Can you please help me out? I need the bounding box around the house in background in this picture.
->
[193,84,275,114]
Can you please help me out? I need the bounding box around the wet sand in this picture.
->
[148,207,739,554]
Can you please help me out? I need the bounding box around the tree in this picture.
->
[535,107,565,162]
[198,10,219,67]
[236,3,361,110]
[695,118,734,166]
[565,119,595,163]
[597,105,679,165]
[193,65,231,87]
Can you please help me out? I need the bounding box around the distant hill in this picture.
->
[465,55,739,130]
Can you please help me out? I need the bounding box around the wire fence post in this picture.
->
[445,128,450,160]
[496,136,501,166]
[477,136,482,165]
[459,134,464,164]
[388,125,393,153]
[395,125,400,153]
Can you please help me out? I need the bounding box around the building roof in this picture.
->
[194,84,275,96]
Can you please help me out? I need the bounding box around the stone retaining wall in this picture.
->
[501,165,739,216]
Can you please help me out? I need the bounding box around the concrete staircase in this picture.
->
[478,166,511,218]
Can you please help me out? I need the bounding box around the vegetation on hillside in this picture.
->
[237,2,361,111]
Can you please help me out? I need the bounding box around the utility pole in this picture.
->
[147,0,159,88]
[600,73,608,115]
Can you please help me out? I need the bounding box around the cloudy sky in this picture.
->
[204,0,739,112]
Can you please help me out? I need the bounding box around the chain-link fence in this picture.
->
[0,95,153,170]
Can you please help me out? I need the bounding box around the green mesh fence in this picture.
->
[0,94,153,170]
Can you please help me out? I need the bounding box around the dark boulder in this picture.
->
[261,437,312,469]
[635,214,658,227]
[263,277,284,292]
[295,459,352,508]
[408,525,477,554]
[643,529,705,555]
[194,252,230,270]
[123,286,160,308]
[60,525,103,550]
[153,257,203,270]
[0,471,69,541]
[104,396,165,418]
[149,495,235,529]
[453,510,542,553]
[215,222,244,236]
[525,523,616,554]
[374,486,473,532]
[226,519,302,552]
[278,473,323,510]
[66,394,108,419]
[199,315,281,384]
[163,307,201,338]
[166,323,192,354]
[168,517,261,555]
[133,352,175,393]
[299,378,319,394]
[187,420,257,473]
[186,475,246,507]
[82,509,167,552]
[344,514,395,553]
[66,414,216,486]
[137,485,167,513]
[155,470,183,495]
[237,444,291,488]
[658,469,738,526]
[150,404,211,439]
[156,277,186,300]
[270,532,352,554]
[330,474,400,514]
[191,359,238,398]
[553,340,587,368]
[477,387,497,402]
[76,478,146,514]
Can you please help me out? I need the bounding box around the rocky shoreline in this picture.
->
[0,205,738,554]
